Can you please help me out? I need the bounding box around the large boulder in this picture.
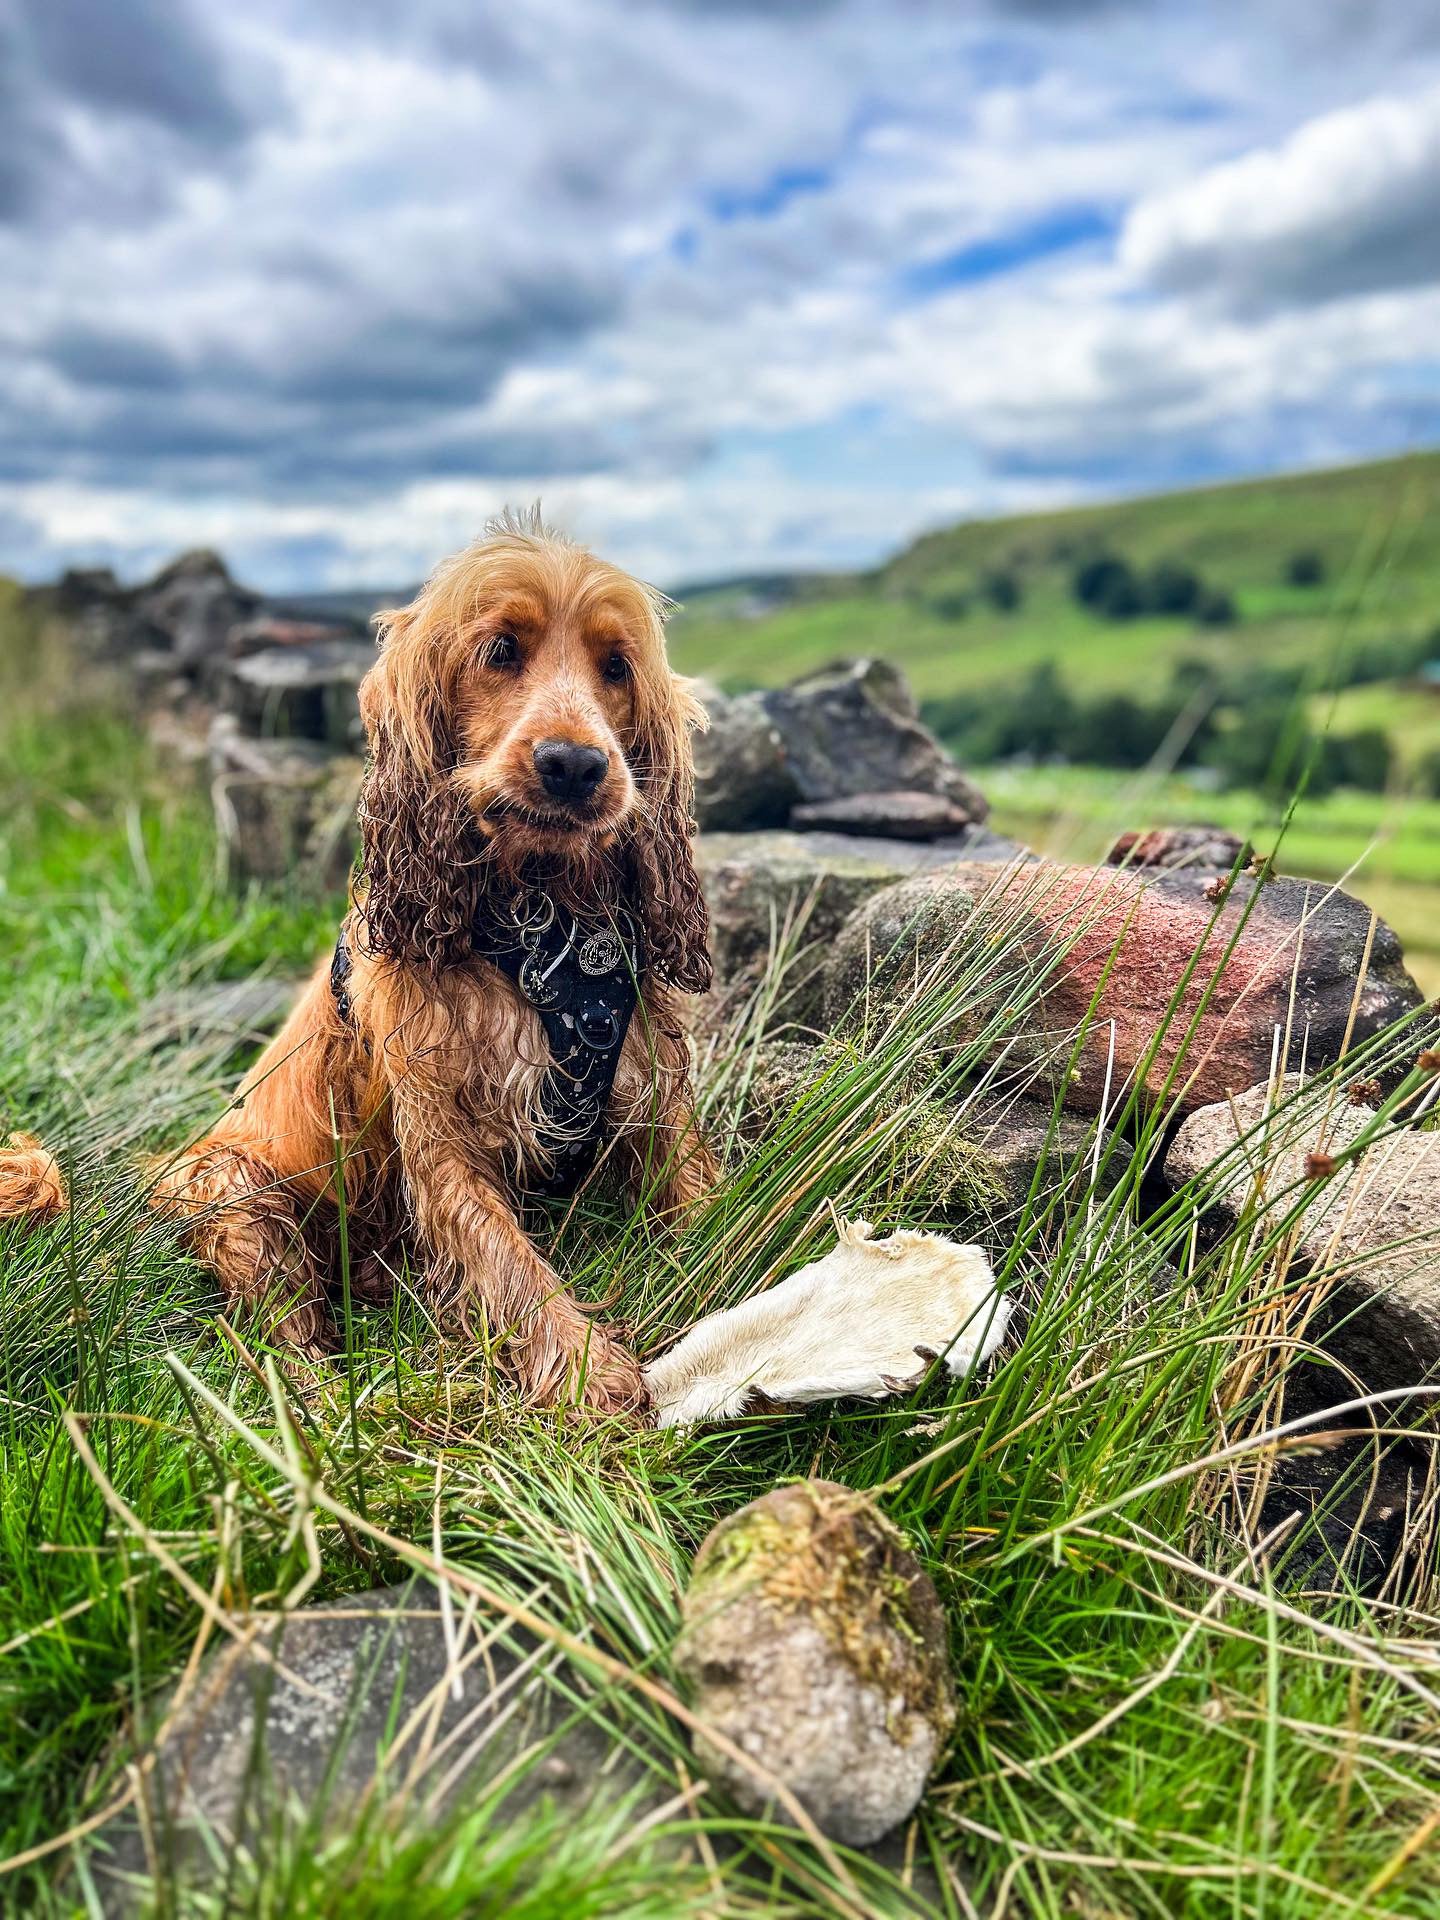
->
[693,661,988,834]
[692,684,797,830]
[134,549,260,665]
[219,638,375,747]
[824,863,1424,1118]
[697,826,1027,987]
[210,719,362,891]
[763,658,987,822]
[1165,1076,1440,1388]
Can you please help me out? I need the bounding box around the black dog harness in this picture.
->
[330,895,643,1200]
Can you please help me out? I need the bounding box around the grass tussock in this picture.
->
[3,627,1440,1916]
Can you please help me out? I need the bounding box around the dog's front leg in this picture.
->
[389,1084,645,1413]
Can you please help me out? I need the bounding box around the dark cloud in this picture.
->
[0,0,264,225]
[11,237,627,495]
[46,325,188,394]
[16,0,250,145]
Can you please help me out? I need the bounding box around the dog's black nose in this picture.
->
[534,739,609,804]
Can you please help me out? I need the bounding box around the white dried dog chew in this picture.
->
[644,1218,1008,1427]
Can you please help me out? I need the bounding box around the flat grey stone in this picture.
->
[221,639,375,747]
[790,789,977,841]
[87,1584,654,1915]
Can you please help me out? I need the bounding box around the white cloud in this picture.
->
[1121,83,1440,308]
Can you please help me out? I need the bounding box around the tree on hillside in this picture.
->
[1323,728,1392,792]
[1204,701,1326,795]
[1145,560,1202,616]
[982,568,1023,612]
[1194,586,1237,626]
[1286,549,1326,588]
[1065,693,1173,769]
[1073,553,1143,619]
[928,587,970,620]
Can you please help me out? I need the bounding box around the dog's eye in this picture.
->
[485,631,520,670]
[602,650,629,684]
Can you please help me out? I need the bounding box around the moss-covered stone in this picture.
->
[676,1479,955,1846]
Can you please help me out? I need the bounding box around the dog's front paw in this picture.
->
[571,1328,651,1420]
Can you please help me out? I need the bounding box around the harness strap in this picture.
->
[329,899,643,1200]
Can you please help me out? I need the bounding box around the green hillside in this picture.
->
[670,449,1440,700]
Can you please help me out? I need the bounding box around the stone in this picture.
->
[692,683,798,830]
[693,663,989,834]
[90,1582,659,1916]
[824,862,1424,1118]
[698,826,1027,988]
[759,658,988,824]
[675,1480,955,1847]
[27,567,159,659]
[1165,1076,1440,1388]
[1107,826,1250,870]
[210,718,362,891]
[134,548,260,665]
[789,789,977,841]
[220,638,375,747]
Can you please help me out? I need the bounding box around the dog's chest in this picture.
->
[467,915,644,1198]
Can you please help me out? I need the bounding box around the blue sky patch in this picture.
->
[899,204,1119,300]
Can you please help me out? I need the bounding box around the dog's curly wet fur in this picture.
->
[4,515,717,1414]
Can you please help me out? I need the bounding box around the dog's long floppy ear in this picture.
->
[627,672,712,994]
[354,608,478,973]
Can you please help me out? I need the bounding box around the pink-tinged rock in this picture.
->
[824,862,1424,1117]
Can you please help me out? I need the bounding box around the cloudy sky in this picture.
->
[2,0,1440,590]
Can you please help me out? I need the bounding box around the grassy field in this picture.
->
[669,449,1440,701]
[5,604,1440,1913]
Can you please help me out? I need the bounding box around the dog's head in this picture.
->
[355,515,711,992]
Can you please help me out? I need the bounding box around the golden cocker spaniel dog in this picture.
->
[4,516,717,1414]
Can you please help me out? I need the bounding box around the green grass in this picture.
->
[5,607,1440,1915]
[669,448,1440,700]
